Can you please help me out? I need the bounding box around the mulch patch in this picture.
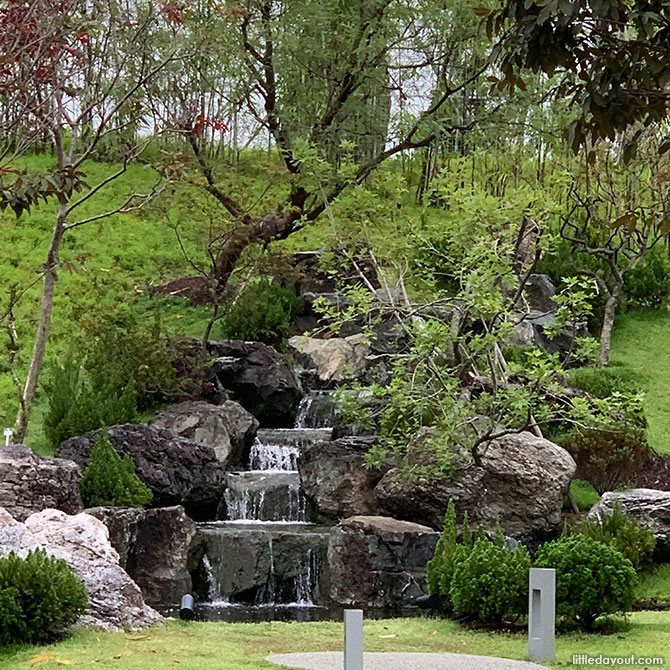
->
[635,454,670,490]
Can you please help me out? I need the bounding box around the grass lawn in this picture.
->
[1,614,670,670]
[610,308,670,455]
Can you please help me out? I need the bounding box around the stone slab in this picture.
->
[267,652,550,670]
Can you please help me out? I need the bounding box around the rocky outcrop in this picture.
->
[589,489,670,555]
[56,424,223,520]
[0,445,83,521]
[376,431,576,543]
[327,516,439,608]
[508,312,590,362]
[288,334,370,388]
[299,437,388,523]
[87,506,196,609]
[205,340,303,426]
[150,400,258,468]
[0,507,162,631]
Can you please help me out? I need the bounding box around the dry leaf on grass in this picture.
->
[28,653,55,664]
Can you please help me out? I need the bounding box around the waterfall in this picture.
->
[249,438,298,471]
[202,555,229,605]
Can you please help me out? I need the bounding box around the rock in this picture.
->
[205,340,303,427]
[150,400,258,468]
[0,444,83,521]
[299,437,388,523]
[288,334,370,388]
[0,507,162,631]
[191,523,330,605]
[327,516,439,608]
[376,431,576,543]
[56,424,223,521]
[87,506,196,609]
[524,274,557,313]
[507,310,590,362]
[588,489,670,554]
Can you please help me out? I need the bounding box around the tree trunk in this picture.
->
[13,200,67,443]
[598,287,621,368]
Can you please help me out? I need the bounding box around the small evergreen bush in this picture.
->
[0,549,88,645]
[79,430,152,508]
[217,277,301,344]
[567,365,641,399]
[623,246,670,309]
[535,534,637,630]
[450,526,531,625]
[573,504,656,572]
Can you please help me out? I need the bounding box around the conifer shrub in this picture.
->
[535,534,637,631]
[573,504,656,572]
[449,526,531,625]
[0,549,88,645]
[79,431,152,508]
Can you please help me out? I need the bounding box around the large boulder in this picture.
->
[150,400,258,468]
[327,516,439,608]
[87,506,196,609]
[205,340,303,426]
[0,444,83,521]
[376,431,576,543]
[299,437,388,523]
[56,424,223,520]
[524,274,557,313]
[288,334,370,389]
[0,507,162,631]
[589,489,670,555]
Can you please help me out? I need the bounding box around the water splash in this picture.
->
[249,438,298,471]
[202,554,229,605]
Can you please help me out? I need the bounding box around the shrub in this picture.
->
[217,277,301,344]
[623,246,670,309]
[561,419,652,495]
[0,549,88,645]
[567,365,641,399]
[535,534,637,630]
[450,529,531,625]
[43,353,137,450]
[573,504,656,572]
[79,430,152,508]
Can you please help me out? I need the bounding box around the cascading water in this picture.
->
[200,391,337,616]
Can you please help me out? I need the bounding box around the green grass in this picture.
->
[567,479,600,512]
[637,564,670,603]
[611,308,670,454]
[1,614,670,669]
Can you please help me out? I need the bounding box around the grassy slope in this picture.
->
[1,614,670,670]
[610,308,670,455]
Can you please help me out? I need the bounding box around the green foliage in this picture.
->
[623,247,670,310]
[426,500,460,612]
[573,505,656,572]
[535,535,637,631]
[0,549,88,646]
[79,430,152,508]
[217,278,301,344]
[43,352,136,450]
[450,536,531,625]
[565,479,600,512]
[567,365,641,399]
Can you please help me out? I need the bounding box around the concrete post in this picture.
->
[344,609,364,670]
[528,568,556,662]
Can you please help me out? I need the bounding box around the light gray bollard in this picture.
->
[528,568,556,662]
[344,609,364,670]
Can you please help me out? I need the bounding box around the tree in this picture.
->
[488,0,670,154]
[0,0,185,441]
[163,0,489,299]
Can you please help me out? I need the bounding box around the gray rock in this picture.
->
[87,506,196,609]
[299,437,388,523]
[56,424,223,521]
[0,507,162,631]
[376,431,576,542]
[205,340,303,427]
[524,274,557,313]
[150,400,258,467]
[588,489,670,553]
[288,334,370,389]
[0,445,83,521]
[327,516,439,608]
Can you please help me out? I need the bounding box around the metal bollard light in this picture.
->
[344,609,364,670]
[528,568,556,662]
[179,594,195,621]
